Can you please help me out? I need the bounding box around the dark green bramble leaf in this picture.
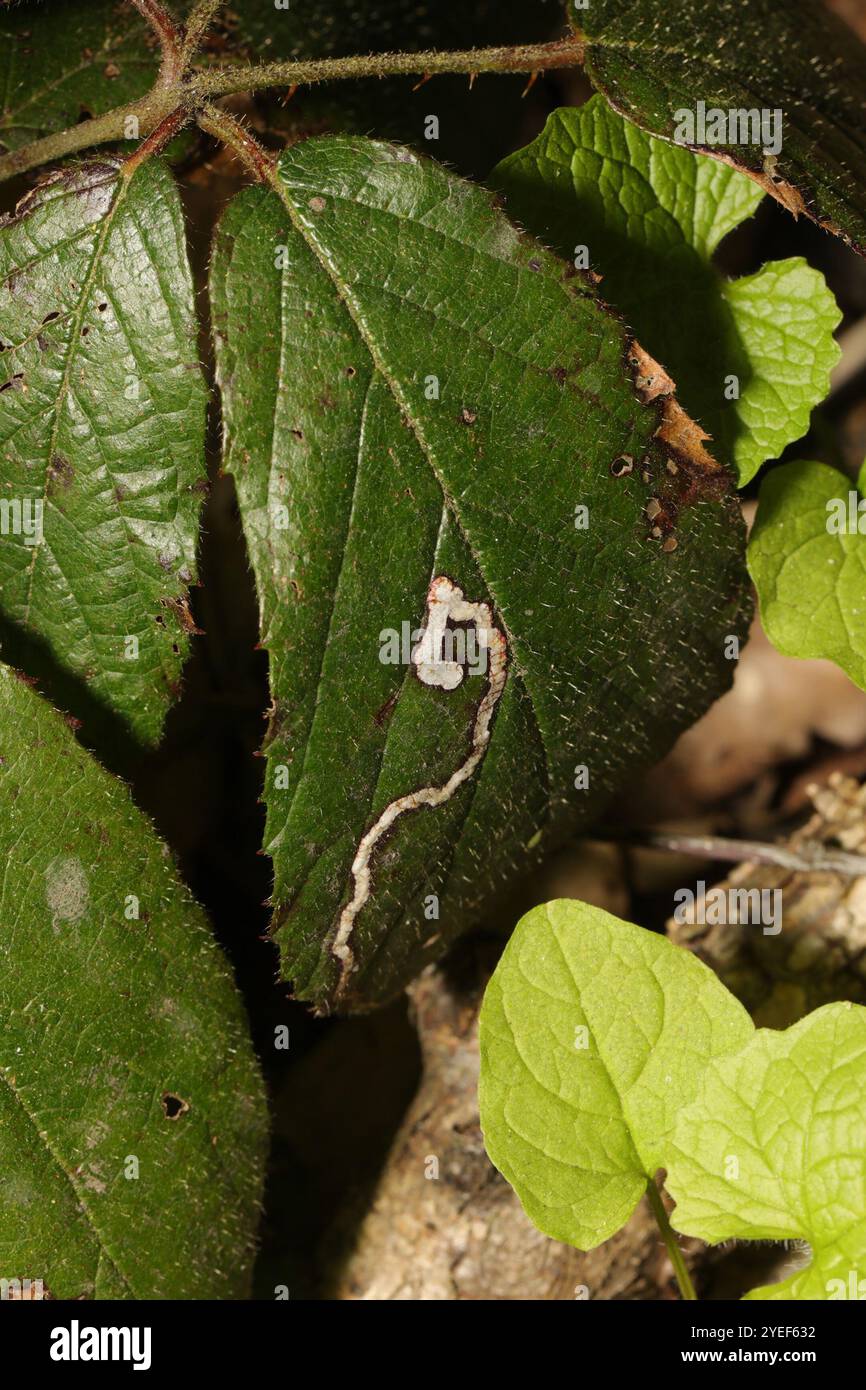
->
[667,1002,866,1300]
[493,99,841,487]
[570,0,866,256]
[0,662,267,1299]
[748,459,866,691]
[0,0,160,156]
[478,900,753,1249]
[0,157,207,743]
[211,135,750,1013]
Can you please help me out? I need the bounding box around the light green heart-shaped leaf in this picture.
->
[211,136,750,1012]
[478,899,753,1249]
[0,158,207,742]
[493,99,841,486]
[748,459,866,691]
[667,1002,866,1301]
[0,663,267,1299]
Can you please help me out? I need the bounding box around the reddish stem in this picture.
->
[123,107,189,175]
[130,0,183,81]
[197,105,278,185]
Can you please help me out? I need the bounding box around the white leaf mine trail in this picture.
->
[331,576,508,995]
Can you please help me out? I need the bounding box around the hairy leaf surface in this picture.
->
[748,459,866,690]
[0,158,207,742]
[667,1002,866,1300]
[494,99,841,486]
[572,0,866,255]
[212,136,750,1011]
[478,900,753,1249]
[0,664,267,1299]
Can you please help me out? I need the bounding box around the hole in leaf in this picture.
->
[610,454,634,477]
[161,1092,189,1120]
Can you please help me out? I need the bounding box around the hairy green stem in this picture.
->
[182,0,226,61]
[0,90,178,184]
[0,35,584,185]
[192,37,585,96]
[646,1180,698,1301]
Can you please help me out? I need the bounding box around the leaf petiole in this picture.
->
[197,103,278,185]
[645,1179,698,1301]
[130,0,184,83]
[122,107,190,176]
[182,0,226,62]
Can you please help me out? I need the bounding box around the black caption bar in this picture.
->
[0,1295,858,1377]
